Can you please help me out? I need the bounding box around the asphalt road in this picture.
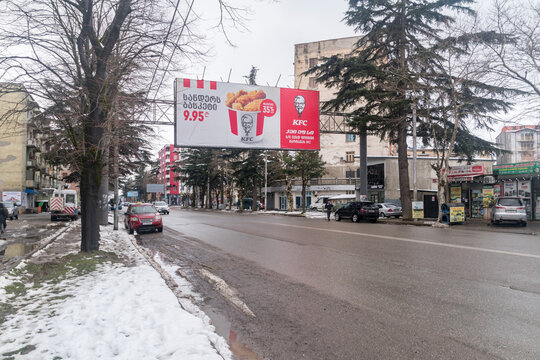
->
[138,209,540,360]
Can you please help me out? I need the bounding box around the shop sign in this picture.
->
[447,163,485,177]
[126,191,138,197]
[493,161,540,175]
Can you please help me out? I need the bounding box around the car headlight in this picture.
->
[155,214,161,220]
[130,217,139,222]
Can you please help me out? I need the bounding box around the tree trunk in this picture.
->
[301,180,307,213]
[252,181,257,211]
[99,132,110,225]
[80,155,101,252]
[397,121,412,220]
[286,177,294,212]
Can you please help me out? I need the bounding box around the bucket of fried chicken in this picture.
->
[226,89,266,143]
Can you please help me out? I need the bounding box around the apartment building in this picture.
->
[158,144,182,204]
[496,125,540,164]
[0,84,62,211]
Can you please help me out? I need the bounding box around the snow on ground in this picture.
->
[0,225,232,360]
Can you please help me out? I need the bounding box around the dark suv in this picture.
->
[334,201,379,223]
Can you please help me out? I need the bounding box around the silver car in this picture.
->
[491,197,527,226]
[1,201,18,220]
[376,203,402,218]
[152,201,170,215]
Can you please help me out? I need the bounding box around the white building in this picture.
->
[496,125,540,164]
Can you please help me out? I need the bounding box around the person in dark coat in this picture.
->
[0,203,8,233]
[325,201,333,221]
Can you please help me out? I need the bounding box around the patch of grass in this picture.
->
[0,302,15,325]
[2,344,36,357]
[50,295,73,301]
[4,282,26,297]
[22,251,119,286]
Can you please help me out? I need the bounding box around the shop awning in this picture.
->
[25,188,37,194]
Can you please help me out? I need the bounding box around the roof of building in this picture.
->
[501,125,540,132]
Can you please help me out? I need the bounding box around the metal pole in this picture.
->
[358,126,368,201]
[264,151,268,211]
[113,124,119,230]
[412,100,417,201]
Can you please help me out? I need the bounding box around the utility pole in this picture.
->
[264,151,268,211]
[113,120,119,231]
[412,100,417,201]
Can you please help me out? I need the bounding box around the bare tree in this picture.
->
[483,0,540,117]
[0,0,243,251]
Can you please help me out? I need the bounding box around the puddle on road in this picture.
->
[3,243,38,259]
[204,308,261,360]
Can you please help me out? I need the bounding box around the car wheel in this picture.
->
[157,226,163,233]
[166,211,169,215]
[129,227,134,235]
[379,212,386,218]
[335,213,341,222]
[352,213,359,223]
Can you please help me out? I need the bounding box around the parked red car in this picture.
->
[124,203,163,234]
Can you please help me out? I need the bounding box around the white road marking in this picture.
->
[198,268,256,317]
[271,223,540,260]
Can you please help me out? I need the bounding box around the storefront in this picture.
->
[447,163,491,219]
[493,161,540,221]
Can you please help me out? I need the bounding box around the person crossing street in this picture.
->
[325,201,333,221]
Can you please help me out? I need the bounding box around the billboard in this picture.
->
[2,191,22,203]
[146,184,164,193]
[126,191,138,197]
[175,79,319,150]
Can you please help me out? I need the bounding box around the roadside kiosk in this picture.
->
[440,203,465,224]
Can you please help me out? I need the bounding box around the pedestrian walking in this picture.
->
[325,201,333,221]
[0,203,8,234]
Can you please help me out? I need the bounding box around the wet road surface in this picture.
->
[138,208,540,360]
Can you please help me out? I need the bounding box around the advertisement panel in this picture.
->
[482,187,494,208]
[518,180,531,198]
[146,184,164,193]
[412,201,424,219]
[503,181,517,197]
[175,79,319,150]
[450,185,461,203]
[2,191,22,203]
[126,191,138,197]
[449,206,465,223]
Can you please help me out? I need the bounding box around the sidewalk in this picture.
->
[0,219,232,359]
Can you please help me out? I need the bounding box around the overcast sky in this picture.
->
[154,0,524,147]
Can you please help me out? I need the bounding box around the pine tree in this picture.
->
[306,0,477,220]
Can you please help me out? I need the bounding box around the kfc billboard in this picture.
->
[175,79,319,150]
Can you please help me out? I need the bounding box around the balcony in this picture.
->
[26,138,41,151]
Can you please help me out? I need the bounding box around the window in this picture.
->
[345,170,355,178]
[346,151,355,162]
[308,77,317,88]
[309,58,318,68]
[345,134,356,142]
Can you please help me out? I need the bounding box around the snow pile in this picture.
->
[0,225,232,360]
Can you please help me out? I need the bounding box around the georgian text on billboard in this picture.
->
[175,79,320,150]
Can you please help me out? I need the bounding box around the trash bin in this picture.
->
[441,203,465,224]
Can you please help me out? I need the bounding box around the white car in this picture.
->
[376,203,402,218]
[152,201,170,215]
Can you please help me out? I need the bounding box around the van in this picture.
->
[310,196,330,211]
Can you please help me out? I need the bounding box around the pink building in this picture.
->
[158,145,181,202]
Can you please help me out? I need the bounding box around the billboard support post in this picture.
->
[264,151,268,211]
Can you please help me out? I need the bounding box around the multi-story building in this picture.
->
[496,125,540,164]
[158,144,182,204]
[0,83,62,211]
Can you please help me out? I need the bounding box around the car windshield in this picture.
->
[384,203,397,207]
[154,202,166,206]
[498,198,522,206]
[131,205,156,214]
[2,202,14,209]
